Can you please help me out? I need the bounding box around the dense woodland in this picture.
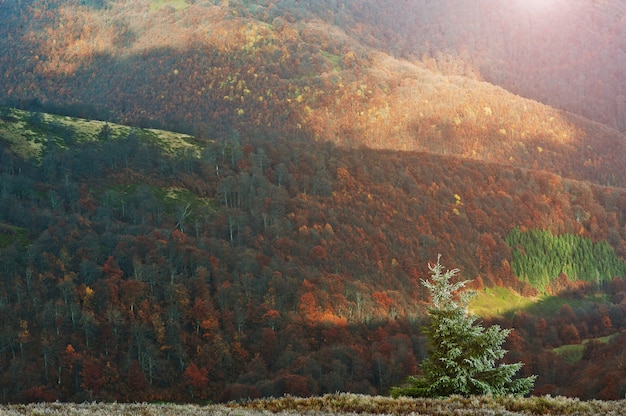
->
[0,0,625,404]
[1,108,626,401]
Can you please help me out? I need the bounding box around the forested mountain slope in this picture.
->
[0,0,624,187]
[0,0,626,404]
[329,0,626,132]
[1,108,626,401]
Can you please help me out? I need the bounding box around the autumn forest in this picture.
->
[0,0,625,404]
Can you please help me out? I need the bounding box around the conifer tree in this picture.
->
[391,255,536,398]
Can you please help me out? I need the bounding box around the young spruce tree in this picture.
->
[391,255,536,398]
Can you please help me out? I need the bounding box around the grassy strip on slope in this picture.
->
[0,223,30,248]
[470,286,611,320]
[0,107,199,160]
[469,286,536,317]
[149,0,190,12]
[552,334,615,363]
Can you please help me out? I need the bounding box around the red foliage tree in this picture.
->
[183,362,209,399]
[260,327,279,368]
[372,291,393,311]
[281,374,311,397]
[559,324,581,345]
[308,245,327,264]
[127,360,145,394]
[80,357,104,397]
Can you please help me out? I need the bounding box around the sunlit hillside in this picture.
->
[326,0,626,132]
[0,0,624,187]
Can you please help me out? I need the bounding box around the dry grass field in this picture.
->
[2,394,626,416]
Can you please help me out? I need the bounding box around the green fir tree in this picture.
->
[391,255,536,398]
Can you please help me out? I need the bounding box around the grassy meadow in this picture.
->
[0,107,199,160]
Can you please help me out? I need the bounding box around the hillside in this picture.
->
[1,108,626,401]
[0,0,625,188]
[329,0,626,132]
[0,0,626,404]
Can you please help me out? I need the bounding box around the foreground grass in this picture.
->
[2,394,626,415]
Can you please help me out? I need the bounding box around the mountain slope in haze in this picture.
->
[327,0,626,132]
[0,0,624,189]
[1,107,626,401]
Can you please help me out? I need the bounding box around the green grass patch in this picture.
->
[0,108,47,159]
[0,223,31,248]
[149,0,189,12]
[143,128,199,154]
[0,108,122,158]
[553,343,584,363]
[553,334,615,362]
[469,286,611,319]
[522,292,610,318]
[469,286,536,317]
[321,51,342,71]
[0,107,201,160]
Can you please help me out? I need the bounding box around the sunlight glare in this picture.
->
[513,0,562,14]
